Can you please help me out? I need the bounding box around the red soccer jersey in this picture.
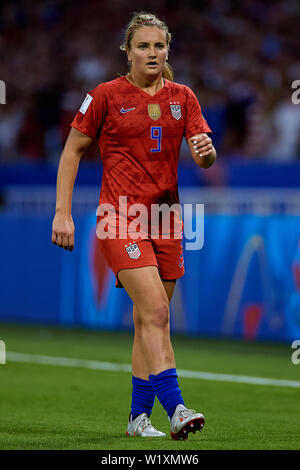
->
[71,76,211,236]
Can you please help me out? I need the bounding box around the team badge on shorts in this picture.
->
[148,104,161,121]
[125,242,141,259]
[170,102,182,120]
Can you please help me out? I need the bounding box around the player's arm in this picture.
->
[187,133,216,169]
[51,128,93,251]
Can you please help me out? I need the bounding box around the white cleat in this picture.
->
[126,413,166,437]
[169,404,205,440]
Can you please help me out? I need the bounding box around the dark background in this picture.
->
[0,0,299,171]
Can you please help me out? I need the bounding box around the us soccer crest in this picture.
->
[170,102,182,120]
[125,242,141,259]
[148,104,161,121]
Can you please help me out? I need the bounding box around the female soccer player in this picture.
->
[52,12,216,440]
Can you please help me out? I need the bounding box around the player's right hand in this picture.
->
[51,211,75,251]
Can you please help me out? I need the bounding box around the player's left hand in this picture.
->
[189,133,213,157]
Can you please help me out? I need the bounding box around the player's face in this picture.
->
[127,26,168,78]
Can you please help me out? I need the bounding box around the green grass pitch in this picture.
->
[0,323,299,450]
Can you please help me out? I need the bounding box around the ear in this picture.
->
[126,48,132,63]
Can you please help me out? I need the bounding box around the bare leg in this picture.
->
[132,280,176,379]
[131,304,149,380]
[118,266,176,376]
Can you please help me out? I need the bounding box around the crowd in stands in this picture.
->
[0,0,300,164]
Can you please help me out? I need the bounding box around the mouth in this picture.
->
[146,61,158,67]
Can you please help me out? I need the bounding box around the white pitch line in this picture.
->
[6,352,132,372]
[6,351,300,389]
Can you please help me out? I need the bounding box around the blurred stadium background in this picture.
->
[1,0,300,341]
[0,0,300,450]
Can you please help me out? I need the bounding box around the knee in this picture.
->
[144,300,170,330]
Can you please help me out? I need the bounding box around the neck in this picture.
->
[126,71,164,95]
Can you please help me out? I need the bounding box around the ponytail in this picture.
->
[163,62,174,82]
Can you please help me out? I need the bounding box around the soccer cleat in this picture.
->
[169,404,205,440]
[126,413,166,437]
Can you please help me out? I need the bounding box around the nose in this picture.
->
[148,46,156,57]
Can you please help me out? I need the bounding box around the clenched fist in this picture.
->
[51,211,75,251]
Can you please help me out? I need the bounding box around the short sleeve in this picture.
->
[70,83,108,139]
[184,87,212,141]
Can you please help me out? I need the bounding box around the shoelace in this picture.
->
[138,416,153,431]
[178,407,196,418]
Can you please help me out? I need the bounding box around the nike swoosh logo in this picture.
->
[120,107,136,114]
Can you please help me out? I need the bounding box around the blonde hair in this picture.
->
[120,12,174,82]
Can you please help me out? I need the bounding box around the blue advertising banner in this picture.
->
[180,215,300,342]
[0,213,299,342]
